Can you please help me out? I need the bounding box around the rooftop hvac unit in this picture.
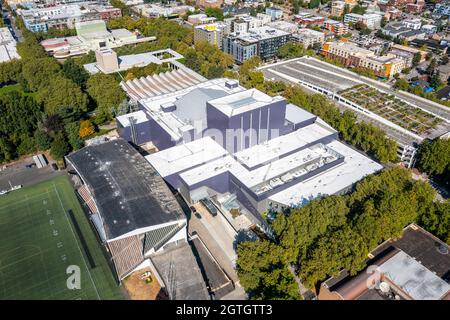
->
[379,282,390,293]
[225,80,239,89]
[161,102,176,112]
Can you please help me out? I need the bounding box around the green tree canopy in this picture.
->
[236,240,301,300]
[50,132,70,161]
[87,74,127,123]
[417,138,450,176]
[39,76,88,119]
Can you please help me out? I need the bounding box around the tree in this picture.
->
[418,201,450,244]
[236,240,301,300]
[299,226,368,288]
[351,5,366,15]
[62,59,90,89]
[427,58,437,75]
[65,122,84,150]
[412,52,421,66]
[273,196,349,263]
[79,120,95,139]
[0,136,14,163]
[277,42,307,59]
[308,0,320,9]
[430,70,442,89]
[87,74,127,123]
[50,133,70,161]
[39,76,88,120]
[205,7,224,21]
[21,57,60,92]
[416,138,450,176]
[394,78,411,91]
[0,60,23,86]
[0,91,42,147]
[34,129,52,151]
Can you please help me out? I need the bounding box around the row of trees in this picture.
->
[237,167,449,299]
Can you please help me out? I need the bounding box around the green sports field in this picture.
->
[0,175,123,300]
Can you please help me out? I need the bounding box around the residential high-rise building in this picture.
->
[194,23,226,49]
[222,27,290,63]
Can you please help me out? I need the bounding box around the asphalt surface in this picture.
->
[0,157,64,190]
[190,237,234,300]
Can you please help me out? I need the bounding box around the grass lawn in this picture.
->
[0,175,123,300]
[0,84,38,99]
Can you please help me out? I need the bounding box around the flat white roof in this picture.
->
[138,78,245,135]
[268,140,382,206]
[145,137,228,177]
[379,250,450,300]
[234,122,335,169]
[179,140,343,191]
[116,110,149,126]
[208,88,284,117]
[236,26,290,42]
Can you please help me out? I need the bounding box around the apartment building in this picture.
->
[292,28,325,48]
[194,23,226,49]
[434,1,450,16]
[344,13,383,29]
[296,15,325,27]
[196,0,223,9]
[323,19,349,36]
[222,26,290,63]
[265,6,283,21]
[331,0,346,17]
[187,13,217,26]
[322,41,404,77]
[224,13,272,34]
[18,3,121,33]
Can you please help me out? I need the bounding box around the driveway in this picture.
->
[188,202,238,282]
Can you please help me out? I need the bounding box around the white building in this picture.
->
[292,28,325,48]
[187,13,217,25]
[132,3,195,18]
[40,20,156,59]
[403,18,422,30]
[0,27,20,62]
[421,24,437,35]
[224,13,272,34]
[268,20,299,34]
[194,23,227,49]
[344,13,383,30]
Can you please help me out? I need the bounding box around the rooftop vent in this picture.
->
[438,244,449,255]
[161,102,176,112]
[225,80,239,89]
[379,282,390,293]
